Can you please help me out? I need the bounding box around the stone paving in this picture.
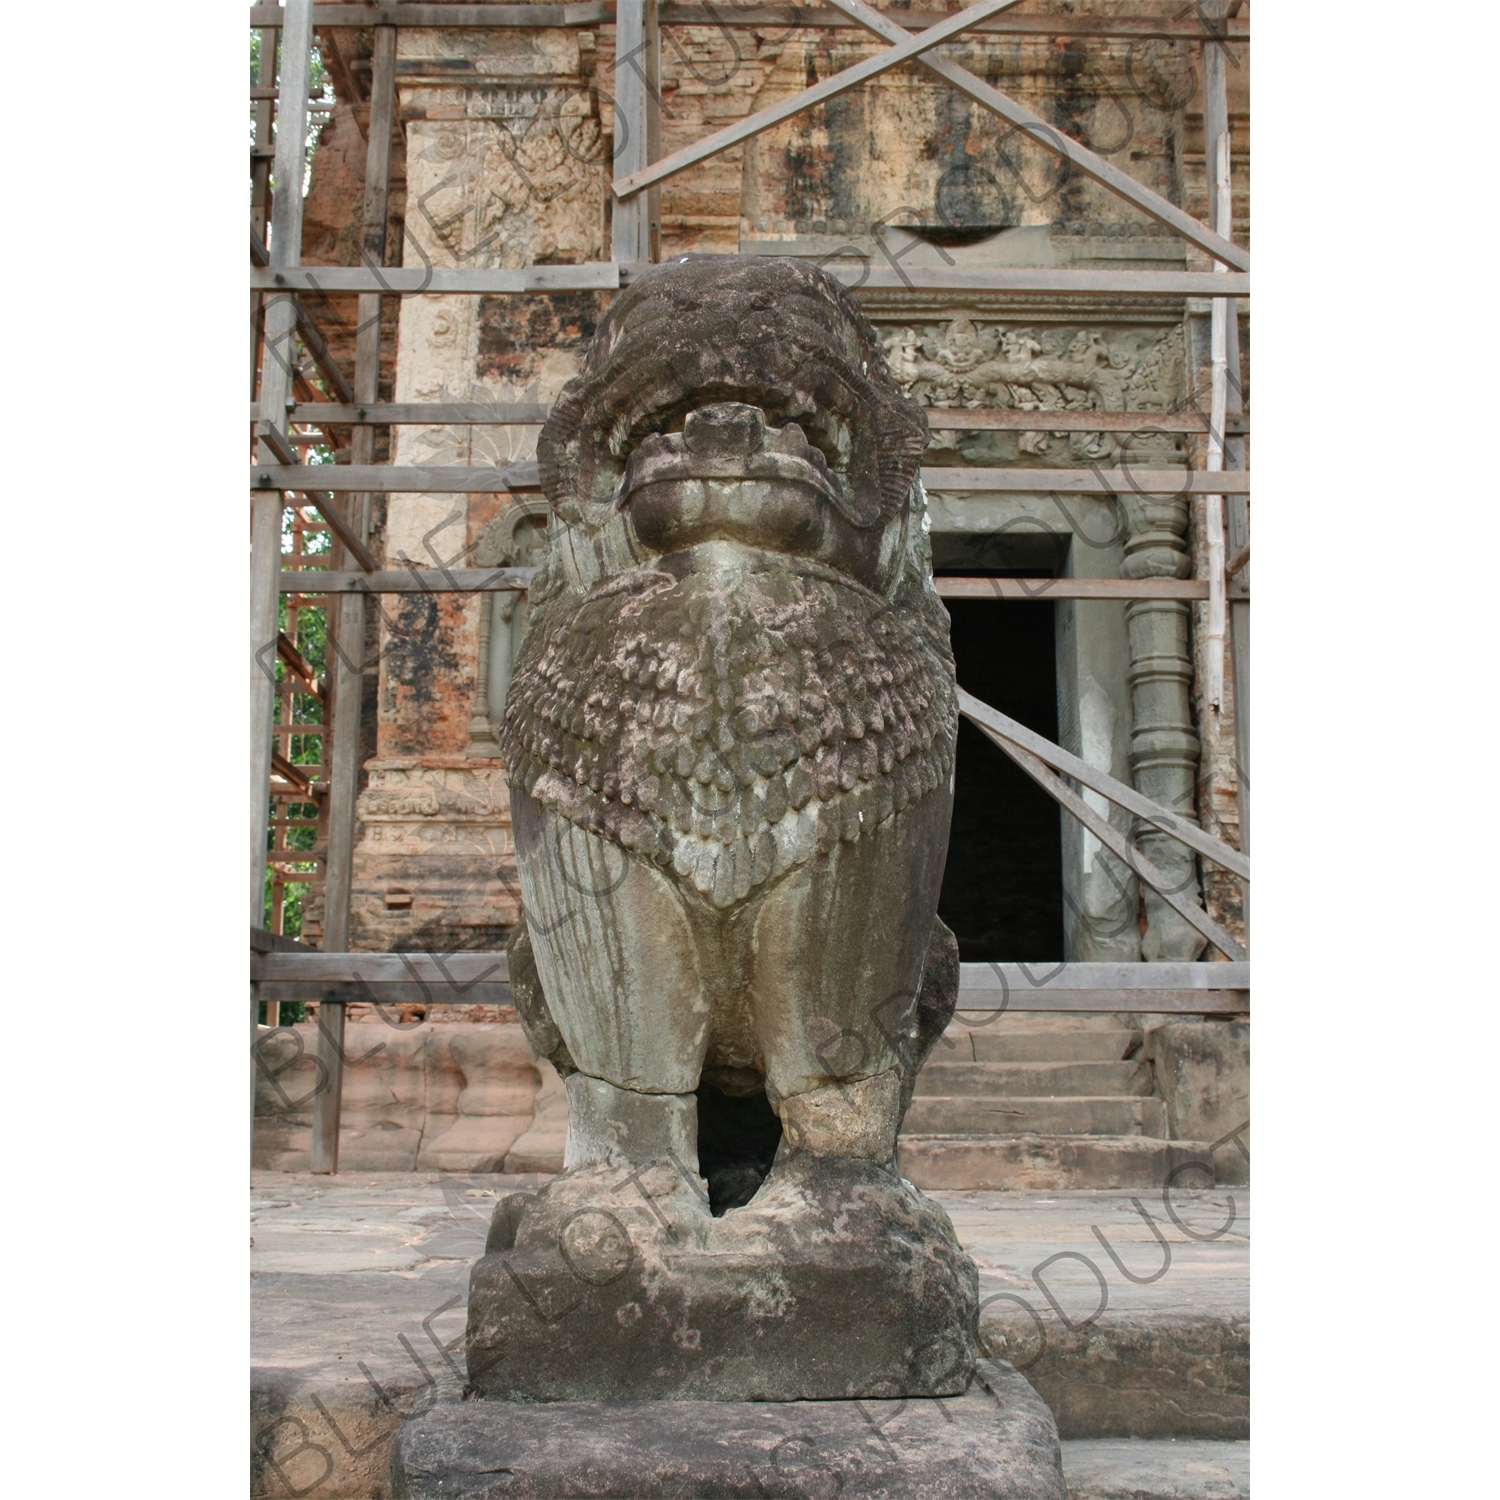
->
[251,1172,1249,1498]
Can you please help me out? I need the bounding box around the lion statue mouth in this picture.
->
[622,401,846,512]
[618,401,858,568]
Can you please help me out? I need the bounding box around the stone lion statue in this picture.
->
[468,255,977,1403]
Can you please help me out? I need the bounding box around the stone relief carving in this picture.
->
[356,763,512,833]
[882,319,1187,462]
[405,98,605,272]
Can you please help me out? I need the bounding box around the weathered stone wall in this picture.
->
[643,6,1203,248]
[1143,1020,1249,1149]
[298,29,406,421]
[253,1019,567,1172]
[335,21,609,950]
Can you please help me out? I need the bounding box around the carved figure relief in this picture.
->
[404,94,606,272]
[885,318,1186,465]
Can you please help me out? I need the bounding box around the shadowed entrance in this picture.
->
[935,559,1065,963]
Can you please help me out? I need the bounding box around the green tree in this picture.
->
[250,29,333,188]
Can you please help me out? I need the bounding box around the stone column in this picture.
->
[1120,489,1207,961]
[1054,514,1142,965]
[1186,318,1247,949]
[345,22,606,951]
[466,592,503,759]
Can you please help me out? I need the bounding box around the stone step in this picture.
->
[898,1133,1243,1192]
[902,1095,1167,1139]
[251,1173,1250,1496]
[942,1015,1141,1064]
[393,1364,1069,1498]
[945,1012,1136,1034]
[914,1058,1154,1099]
[1060,1439,1249,1499]
[967,1027,1140,1063]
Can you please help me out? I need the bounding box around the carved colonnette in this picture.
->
[464,498,550,758]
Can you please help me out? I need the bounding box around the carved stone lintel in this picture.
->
[881,318,1185,434]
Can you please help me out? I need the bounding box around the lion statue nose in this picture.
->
[682,402,768,459]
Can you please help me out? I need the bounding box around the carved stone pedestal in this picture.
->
[391,1359,1067,1500]
[465,1152,979,1404]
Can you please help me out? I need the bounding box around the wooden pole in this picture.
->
[312,23,397,1175]
[1203,130,1231,717]
[645,0,661,263]
[271,402,1246,431]
[253,264,1244,296]
[250,22,279,398]
[253,463,1248,495]
[610,0,660,262]
[974,723,1248,962]
[1201,4,1246,461]
[957,689,1249,882]
[250,16,283,1140]
[1202,3,1249,939]
[244,5,1246,37]
[253,0,311,929]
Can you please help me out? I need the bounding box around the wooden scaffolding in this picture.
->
[250,0,1251,1171]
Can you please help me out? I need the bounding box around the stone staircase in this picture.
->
[898,1014,1242,1190]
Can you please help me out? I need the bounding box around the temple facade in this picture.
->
[291,0,1249,972]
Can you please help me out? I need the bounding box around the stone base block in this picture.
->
[391,1359,1066,1499]
[1062,1438,1250,1498]
[466,1153,979,1402]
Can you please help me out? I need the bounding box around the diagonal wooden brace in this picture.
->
[823,0,1248,272]
[972,721,1248,963]
[613,0,1023,199]
[958,689,1248,882]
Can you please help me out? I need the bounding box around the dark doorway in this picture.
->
[933,535,1066,962]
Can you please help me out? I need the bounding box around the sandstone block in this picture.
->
[392,1360,1065,1500]
[466,1154,978,1403]
[253,1022,545,1173]
[1143,1022,1249,1153]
